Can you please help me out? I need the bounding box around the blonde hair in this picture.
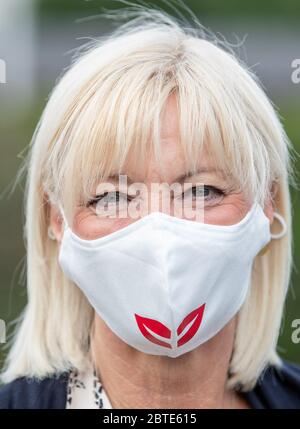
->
[1,4,296,390]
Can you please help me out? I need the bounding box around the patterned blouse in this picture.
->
[66,367,113,409]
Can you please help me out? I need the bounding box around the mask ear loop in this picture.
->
[258,211,287,256]
[270,212,287,240]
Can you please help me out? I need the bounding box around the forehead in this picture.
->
[119,93,223,183]
[160,92,180,140]
[122,148,220,184]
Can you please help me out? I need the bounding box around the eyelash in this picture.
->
[182,185,225,201]
[87,191,132,207]
[86,186,226,207]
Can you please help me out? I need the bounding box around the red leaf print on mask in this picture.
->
[176,304,205,347]
[134,314,172,348]
[135,304,205,349]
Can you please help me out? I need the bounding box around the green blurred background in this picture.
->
[0,0,300,373]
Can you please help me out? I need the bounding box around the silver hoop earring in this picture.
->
[270,212,287,240]
[48,226,56,240]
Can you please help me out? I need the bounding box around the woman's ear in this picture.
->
[49,202,64,242]
[264,198,274,223]
[258,183,278,257]
[264,182,279,224]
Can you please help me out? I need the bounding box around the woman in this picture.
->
[0,7,300,409]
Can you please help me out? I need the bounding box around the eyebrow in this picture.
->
[105,168,222,184]
[172,168,221,183]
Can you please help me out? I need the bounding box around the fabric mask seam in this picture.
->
[157,219,175,348]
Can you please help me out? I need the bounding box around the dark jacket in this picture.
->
[0,360,300,409]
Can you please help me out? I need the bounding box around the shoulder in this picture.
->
[244,359,300,409]
[0,372,69,409]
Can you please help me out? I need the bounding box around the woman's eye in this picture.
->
[182,185,225,203]
[87,191,130,207]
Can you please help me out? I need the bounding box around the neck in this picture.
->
[90,316,249,409]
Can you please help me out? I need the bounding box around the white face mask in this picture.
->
[58,203,271,358]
